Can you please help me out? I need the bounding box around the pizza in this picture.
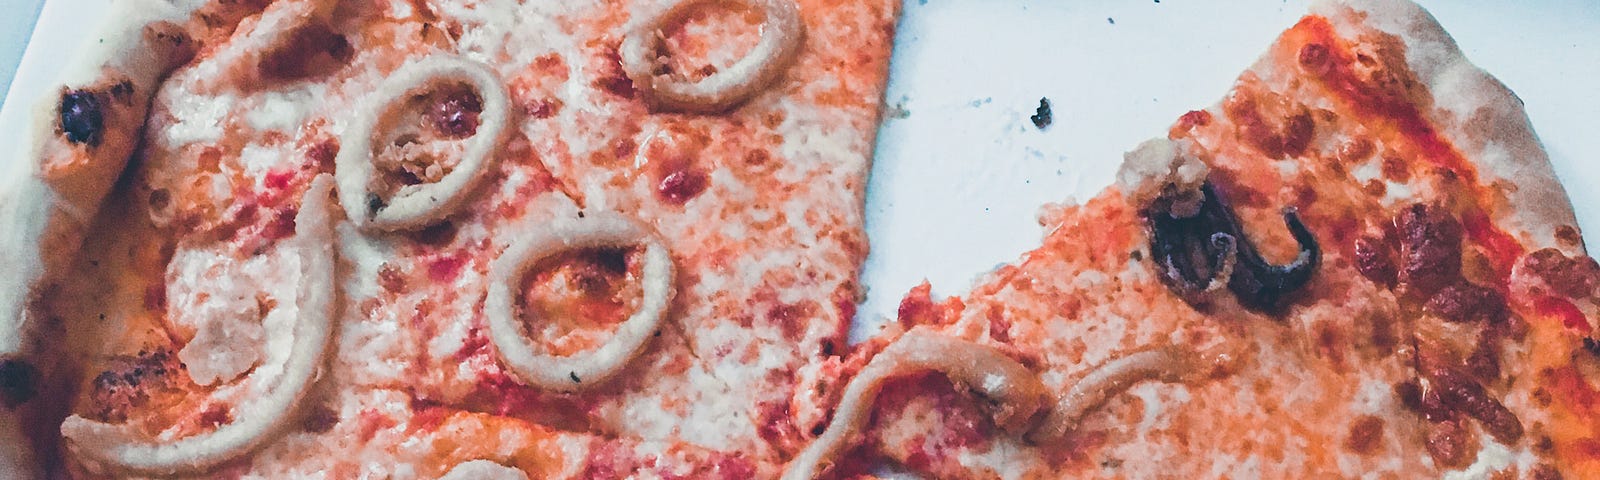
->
[782,0,1600,478]
[2,0,1597,479]
[0,0,896,477]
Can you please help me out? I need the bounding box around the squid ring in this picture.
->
[60,175,340,475]
[782,331,1048,480]
[336,55,509,231]
[619,0,804,113]
[486,212,674,392]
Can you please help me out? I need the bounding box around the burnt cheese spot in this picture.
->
[59,89,105,146]
[87,350,183,423]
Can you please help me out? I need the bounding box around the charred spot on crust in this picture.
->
[59,89,105,146]
[109,80,135,102]
[1143,181,1320,312]
[0,359,39,409]
[1029,97,1053,130]
[87,350,184,423]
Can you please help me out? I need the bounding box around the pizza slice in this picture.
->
[788,0,1600,477]
[3,0,900,477]
[388,0,899,462]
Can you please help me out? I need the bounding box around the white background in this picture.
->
[2,0,1597,343]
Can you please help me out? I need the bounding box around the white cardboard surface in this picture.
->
[1,1,1596,344]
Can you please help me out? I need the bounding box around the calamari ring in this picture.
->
[336,55,509,231]
[1026,346,1200,444]
[60,174,340,475]
[781,331,1048,480]
[619,0,804,113]
[486,212,675,392]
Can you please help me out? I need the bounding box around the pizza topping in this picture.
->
[60,175,340,475]
[1344,415,1384,454]
[1395,380,1452,422]
[1423,280,1509,325]
[1221,79,1315,159]
[1120,138,1321,310]
[1401,338,1526,471]
[165,244,302,386]
[1028,346,1202,444]
[0,359,39,409]
[1513,248,1600,299]
[1426,418,1477,469]
[657,169,709,204]
[1296,42,1330,75]
[336,56,509,231]
[1144,182,1319,311]
[59,89,105,146]
[1225,205,1319,311]
[782,331,1047,480]
[620,0,804,112]
[1353,235,1398,286]
[641,123,713,205]
[1424,364,1523,444]
[486,212,674,392]
[1117,138,1210,218]
[1396,203,1463,296]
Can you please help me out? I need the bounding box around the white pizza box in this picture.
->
[2,0,1596,345]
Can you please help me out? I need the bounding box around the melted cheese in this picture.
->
[166,242,301,386]
[160,90,237,147]
[245,88,318,134]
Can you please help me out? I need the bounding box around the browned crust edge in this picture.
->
[0,0,199,477]
[1313,0,1582,254]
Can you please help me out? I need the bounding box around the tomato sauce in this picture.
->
[1291,16,1527,286]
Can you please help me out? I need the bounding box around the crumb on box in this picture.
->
[1030,97,1053,130]
[884,95,910,119]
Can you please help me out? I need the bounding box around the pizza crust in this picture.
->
[1310,0,1581,253]
[0,0,199,476]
